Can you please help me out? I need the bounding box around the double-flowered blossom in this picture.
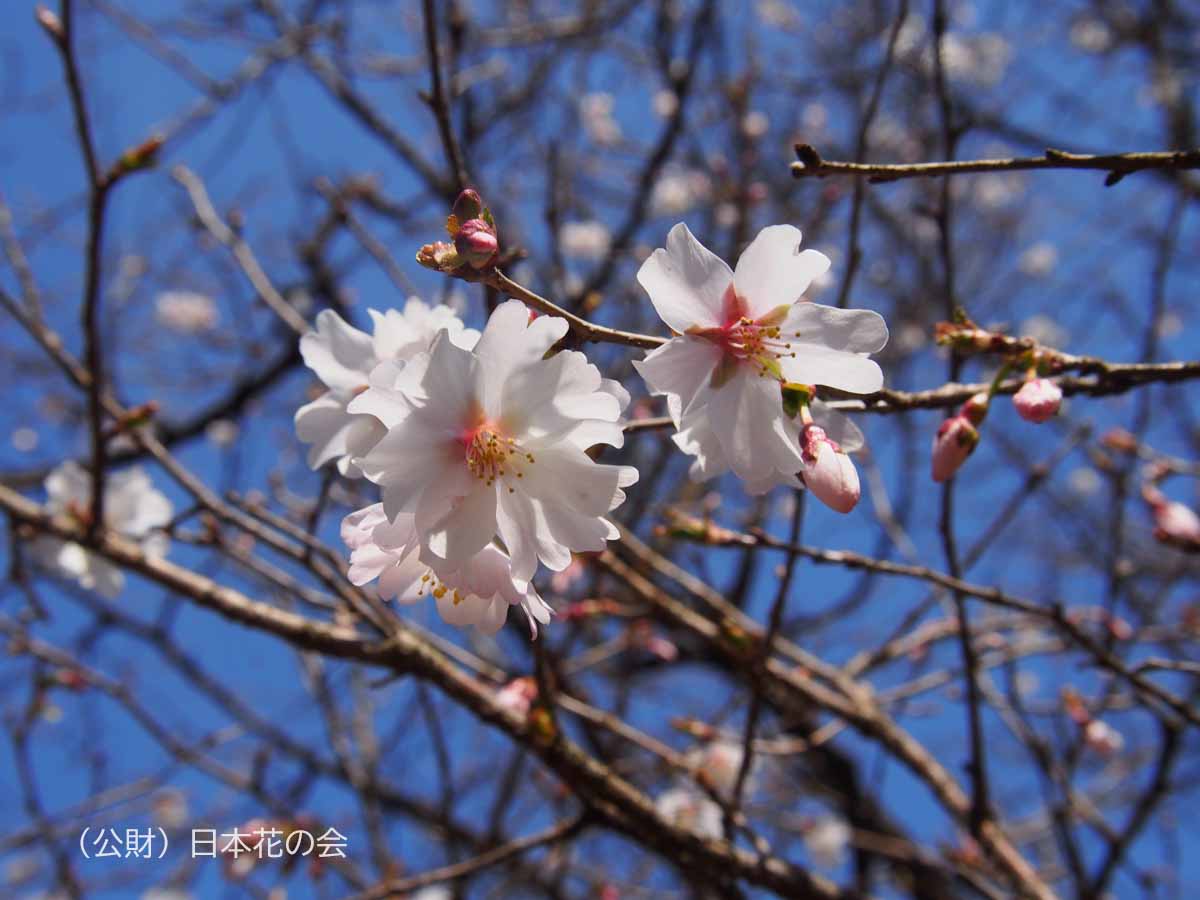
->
[295,300,478,476]
[351,300,638,587]
[634,224,887,504]
[341,504,552,637]
[33,462,172,597]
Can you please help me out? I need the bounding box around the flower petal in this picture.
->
[779,346,884,394]
[637,223,733,332]
[733,225,830,317]
[783,303,889,354]
[632,336,723,426]
[300,310,375,392]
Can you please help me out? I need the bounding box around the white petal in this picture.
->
[779,346,884,395]
[472,300,568,413]
[707,369,802,487]
[420,482,498,570]
[44,461,89,512]
[516,446,630,517]
[733,225,831,317]
[637,223,733,332]
[300,310,376,392]
[295,393,357,470]
[632,337,723,426]
[783,303,888,354]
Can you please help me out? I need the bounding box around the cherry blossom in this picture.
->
[352,300,637,586]
[342,504,553,637]
[634,223,886,497]
[654,787,722,839]
[295,301,478,477]
[804,816,851,869]
[685,739,754,798]
[32,462,172,598]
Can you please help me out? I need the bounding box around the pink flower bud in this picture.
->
[931,415,980,482]
[800,425,860,513]
[451,188,483,222]
[454,218,498,269]
[1152,499,1200,549]
[1013,377,1062,423]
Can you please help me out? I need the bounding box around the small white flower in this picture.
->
[295,300,478,477]
[1018,242,1058,277]
[580,92,622,145]
[652,89,679,118]
[11,427,38,452]
[1083,719,1124,756]
[655,787,723,839]
[559,221,612,261]
[352,301,637,587]
[155,291,218,334]
[650,170,712,217]
[634,224,885,496]
[342,504,553,638]
[804,816,851,869]
[685,739,752,798]
[32,462,173,598]
[1020,314,1068,348]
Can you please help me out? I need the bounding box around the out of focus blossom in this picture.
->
[559,221,611,260]
[1070,16,1112,53]
[495,677,537,717]
[655,787,722,838]
[1017,242,1058,277]
[32,462,172,598]
[155,291,217,334]
[650,169,712,217]
[804,816,851,869]
[1083,719,1124,756]
[11,427,37,452]
[756,0,798,28]
[685,739,750,798]
[1143,488,1200,551]
[1020,314,1068,348]
[742,110,769,138]
[205,419,239,448]
[652,89,679,118]
[1013,377,1062,423]
[580,92,622,145]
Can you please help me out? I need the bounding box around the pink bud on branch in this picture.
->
[1013,376,1062,423]
[800,424,860,513]
[931,392,988,482]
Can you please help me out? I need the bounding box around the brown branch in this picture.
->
[792,144,1200,186]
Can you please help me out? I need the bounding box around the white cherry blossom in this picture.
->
[352,300,637,586]
[342,504,552,637]
[32,462,172,598]
[634,223,886,496]
[655,786,722,839]
[295,300,478,477]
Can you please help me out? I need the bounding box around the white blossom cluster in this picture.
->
[284,223,891,638]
